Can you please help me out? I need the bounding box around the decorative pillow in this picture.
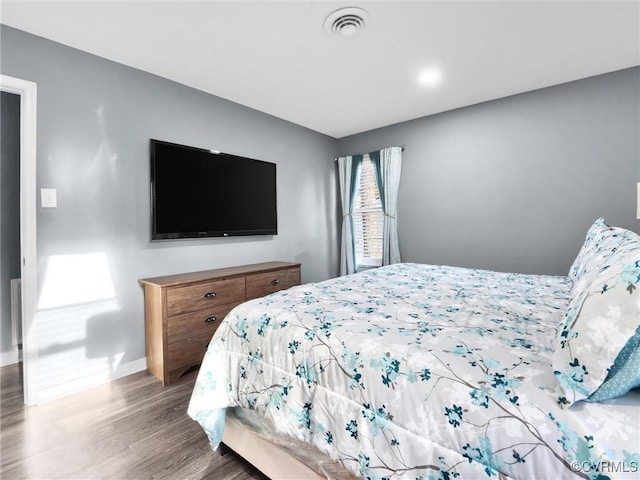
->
[554,223,640,406]
[568,217,609,282]
[586,324,640,402]
[570,224,636,298]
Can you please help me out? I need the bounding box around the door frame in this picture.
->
[1,74,38,405]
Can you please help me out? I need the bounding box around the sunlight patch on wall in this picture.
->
[38,253,116,309]
[36,252,124,392]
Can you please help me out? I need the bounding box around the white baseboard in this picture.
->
[37,357,148,404]
[1,348,21,367]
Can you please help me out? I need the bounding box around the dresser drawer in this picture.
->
[167,302,238,344]
[246,267,300,300]
[167,332,213,372]
[166,277,245,317]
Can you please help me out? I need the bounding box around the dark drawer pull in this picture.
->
[271,279,280,286]
[204,292,217,298]
[204,316,217,323]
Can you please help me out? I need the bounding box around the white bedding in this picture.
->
[188,263,640,479]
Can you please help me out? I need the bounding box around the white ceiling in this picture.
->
[2,1,639,138]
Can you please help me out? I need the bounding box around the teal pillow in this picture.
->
[586,324,640,402]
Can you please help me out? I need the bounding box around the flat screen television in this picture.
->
[150,139,277,240]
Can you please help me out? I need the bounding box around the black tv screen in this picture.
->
[151,139,277,240]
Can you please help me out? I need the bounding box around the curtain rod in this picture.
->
[334,146,405,161]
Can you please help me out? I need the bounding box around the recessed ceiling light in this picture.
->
[418,68,443,88]
[324,7,370,37]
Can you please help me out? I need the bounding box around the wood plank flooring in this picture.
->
[0,363,268,480]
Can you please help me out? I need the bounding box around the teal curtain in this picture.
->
[337,154,363,275]
[370,147,402,266]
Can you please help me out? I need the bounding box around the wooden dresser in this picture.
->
[139,261,301,385]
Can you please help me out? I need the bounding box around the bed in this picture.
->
[188,218,640,479]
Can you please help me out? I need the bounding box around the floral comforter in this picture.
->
[188,263,640,479]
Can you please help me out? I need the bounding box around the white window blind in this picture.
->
[353,156,383,269]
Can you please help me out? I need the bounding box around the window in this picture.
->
[353,155,383,269]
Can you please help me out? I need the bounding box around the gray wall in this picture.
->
[1,91,21,361]
[337,67,640,275]
[0,26,339,395]
[2,22,638,398]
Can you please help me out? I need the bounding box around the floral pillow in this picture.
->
[554,221,640,406]
[572,224,635,295]
[586,324,640,402]
[568,217,608,281]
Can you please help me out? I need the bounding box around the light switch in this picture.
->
[41,188,57,208]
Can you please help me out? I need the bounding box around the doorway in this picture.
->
[0,74,38,405]
[1,91,22,376]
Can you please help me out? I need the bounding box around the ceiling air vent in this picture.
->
[324,7,369,36]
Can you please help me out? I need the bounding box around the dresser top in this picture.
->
[139,261,301,288]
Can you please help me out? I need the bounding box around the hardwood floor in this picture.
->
[0,363,268,480]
